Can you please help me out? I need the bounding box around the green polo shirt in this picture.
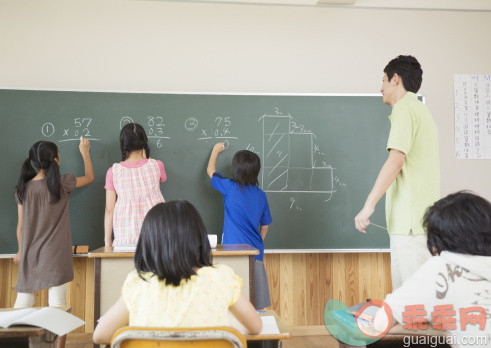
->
[386,92,440,235]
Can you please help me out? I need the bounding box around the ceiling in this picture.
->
[160,0,491,11]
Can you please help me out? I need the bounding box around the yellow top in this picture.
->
[122,264,242,327]
[386,92,440,235]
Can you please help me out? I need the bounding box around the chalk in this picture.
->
[370,223,388,231]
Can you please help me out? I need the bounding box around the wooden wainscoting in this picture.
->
[263,253,392,329]
[0,257,94,333]
[0,252,391,335]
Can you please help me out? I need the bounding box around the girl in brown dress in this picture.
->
[14,138,94,348]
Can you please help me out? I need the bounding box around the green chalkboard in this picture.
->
[0,89,395,253]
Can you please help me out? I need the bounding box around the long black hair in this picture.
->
[134,200,213,286]
[16,141,61,204]
[424,191,491,257]
[232,150,260,189]
[120,123,150,161]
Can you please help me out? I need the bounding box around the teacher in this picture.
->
[354,55,440,290]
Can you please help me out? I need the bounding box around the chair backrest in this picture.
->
[111,326,247,348]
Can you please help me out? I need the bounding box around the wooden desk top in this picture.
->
[383,324,450,338]
[0,306,70,338]
[89,244,259,258]
[0,325,45,338]
[244,310,291,341]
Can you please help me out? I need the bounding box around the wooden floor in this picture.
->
[66,333,340,347]
[283,336,339,347]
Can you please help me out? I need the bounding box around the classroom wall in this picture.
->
[0,253,392,331]
[1,0,490,200]
[1,2,488,334]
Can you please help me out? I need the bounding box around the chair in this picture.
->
[111,326,247,348]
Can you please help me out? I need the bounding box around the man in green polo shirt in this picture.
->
[355,55,440,290]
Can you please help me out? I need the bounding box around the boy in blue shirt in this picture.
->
[207,143,273,309]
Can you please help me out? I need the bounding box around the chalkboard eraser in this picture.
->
[72,245,89,254]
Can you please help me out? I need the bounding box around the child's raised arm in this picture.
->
[76,137,95,188]
[207,143,225,178]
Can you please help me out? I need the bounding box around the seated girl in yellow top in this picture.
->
[93,200,262,345]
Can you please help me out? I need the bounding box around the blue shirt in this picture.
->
[211,172,272,261]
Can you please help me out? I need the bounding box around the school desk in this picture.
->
[0,306,70,348]
[88,244,259,325]
[245,309,292,348]
[335,323,451,348]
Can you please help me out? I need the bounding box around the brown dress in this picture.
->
[15,174,77,293]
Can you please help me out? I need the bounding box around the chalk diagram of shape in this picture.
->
[259,113,336,200]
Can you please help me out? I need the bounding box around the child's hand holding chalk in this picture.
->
[207,143,225,178]
[79,137,91,157]
[213,142,225,154]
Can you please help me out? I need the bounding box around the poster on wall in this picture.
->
[454,74,491,159]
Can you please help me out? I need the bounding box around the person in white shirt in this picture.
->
[375,191,491,348]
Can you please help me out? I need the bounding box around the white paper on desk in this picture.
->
[228,311,280,335]
[0,307,84,336]
[259,316,280,335]
[113,246,136,252]
[0,308,37,328]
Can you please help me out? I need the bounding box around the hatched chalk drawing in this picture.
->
[259,109,345,202]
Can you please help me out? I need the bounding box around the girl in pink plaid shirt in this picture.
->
[104,123,166,247]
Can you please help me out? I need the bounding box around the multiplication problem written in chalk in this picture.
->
[41,118,99,142]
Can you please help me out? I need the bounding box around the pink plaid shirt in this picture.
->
[109,159,165,246]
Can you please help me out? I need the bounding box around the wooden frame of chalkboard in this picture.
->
[0,88,424,254]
